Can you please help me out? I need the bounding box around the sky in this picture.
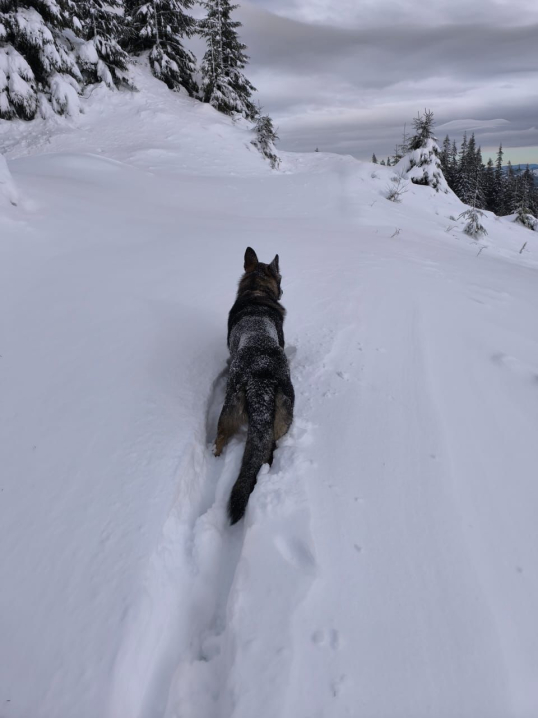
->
[233,0,538,164]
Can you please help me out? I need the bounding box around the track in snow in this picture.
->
[107,348,317,718]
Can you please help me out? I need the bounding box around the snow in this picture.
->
[0,152,18,205]
[1,64,538,718]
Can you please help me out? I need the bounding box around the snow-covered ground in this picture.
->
[1,66,537,718]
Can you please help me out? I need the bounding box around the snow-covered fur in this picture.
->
[215,247,294,524]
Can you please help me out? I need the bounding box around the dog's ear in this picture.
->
[244,247,258,272]
[269,254,280,276]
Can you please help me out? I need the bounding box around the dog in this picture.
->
[214,247,295,524]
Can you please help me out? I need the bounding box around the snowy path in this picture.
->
[1,70,538,718]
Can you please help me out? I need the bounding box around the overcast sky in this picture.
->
[233,0,538,164]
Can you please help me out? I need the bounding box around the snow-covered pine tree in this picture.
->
[484,157,495,212]
[449,139,458,190]
[0,0,83,119]
[371,153,378,164]
[454,132,474,204]
[504,161,516,214]
[251,110,279,169]
[458,167,488,238]
[124,0,197,95]
[77,0,131,89]
[513,165,537,229]
[199,0,257,120]
[440,134,451,181]
[523,164,538,217]
[493,143,504,214]
[459,205,488,238]
[395,109,448,192]
[473,144,486,209]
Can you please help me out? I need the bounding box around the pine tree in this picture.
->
[371,153,378,164]
[0,0,84,120]
[78,0,131,89]
[251,110,279,169]
[455,132,475,204]
[449,139,458,191]
[484,157,495,212]
[493,143,504,214]
[397,109,448,192]
[523,164,538,217]
[458,167,488,238]
[407,109,435,151]
[440,134,451,179]
[125,0,197,96]
[504,161,516,214]
[199,0,256,120]
[473,144,486,209]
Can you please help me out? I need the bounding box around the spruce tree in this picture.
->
[125,0,197,95]
[0,0,83,119]
[371,153,378,164]
[449,139,458,191]
[504,161,516,214]
[407,109,435,151]
[484,157,495,212]
[493,143,504,214]
[440,134,451,180]
[458,166,488,238]
[474,144,486,209]
[251,110,279,169]
[514,168,537,230]
[399,109,447,192]
[199,0,256,120]
[523,164,538,217]
[455,133,474,205]
[78,0,131,89]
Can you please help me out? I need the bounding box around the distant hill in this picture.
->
[502,163,538,186]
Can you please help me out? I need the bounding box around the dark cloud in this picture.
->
[235,2,538,162]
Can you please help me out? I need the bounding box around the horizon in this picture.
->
[233,0,538,165]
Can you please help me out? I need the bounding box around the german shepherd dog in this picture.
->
[214,247,295,524]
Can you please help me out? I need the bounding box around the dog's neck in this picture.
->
[239,288,280,303]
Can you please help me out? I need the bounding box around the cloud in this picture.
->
[235,1,538,162]
[437,119,511,132]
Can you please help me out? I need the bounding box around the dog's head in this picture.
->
[239,247,282,300]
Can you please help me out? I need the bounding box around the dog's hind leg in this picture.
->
[274,380,295,443]
[214,388,246,457]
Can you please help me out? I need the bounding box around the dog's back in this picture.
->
[214,248,294,524]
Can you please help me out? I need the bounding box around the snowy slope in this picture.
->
[1,65,538,718]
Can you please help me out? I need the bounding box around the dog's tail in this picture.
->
[228,378,276,524]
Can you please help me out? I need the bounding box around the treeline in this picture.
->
[372,112,538,225]
[438,134,538,222]
[0,0,259,123]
